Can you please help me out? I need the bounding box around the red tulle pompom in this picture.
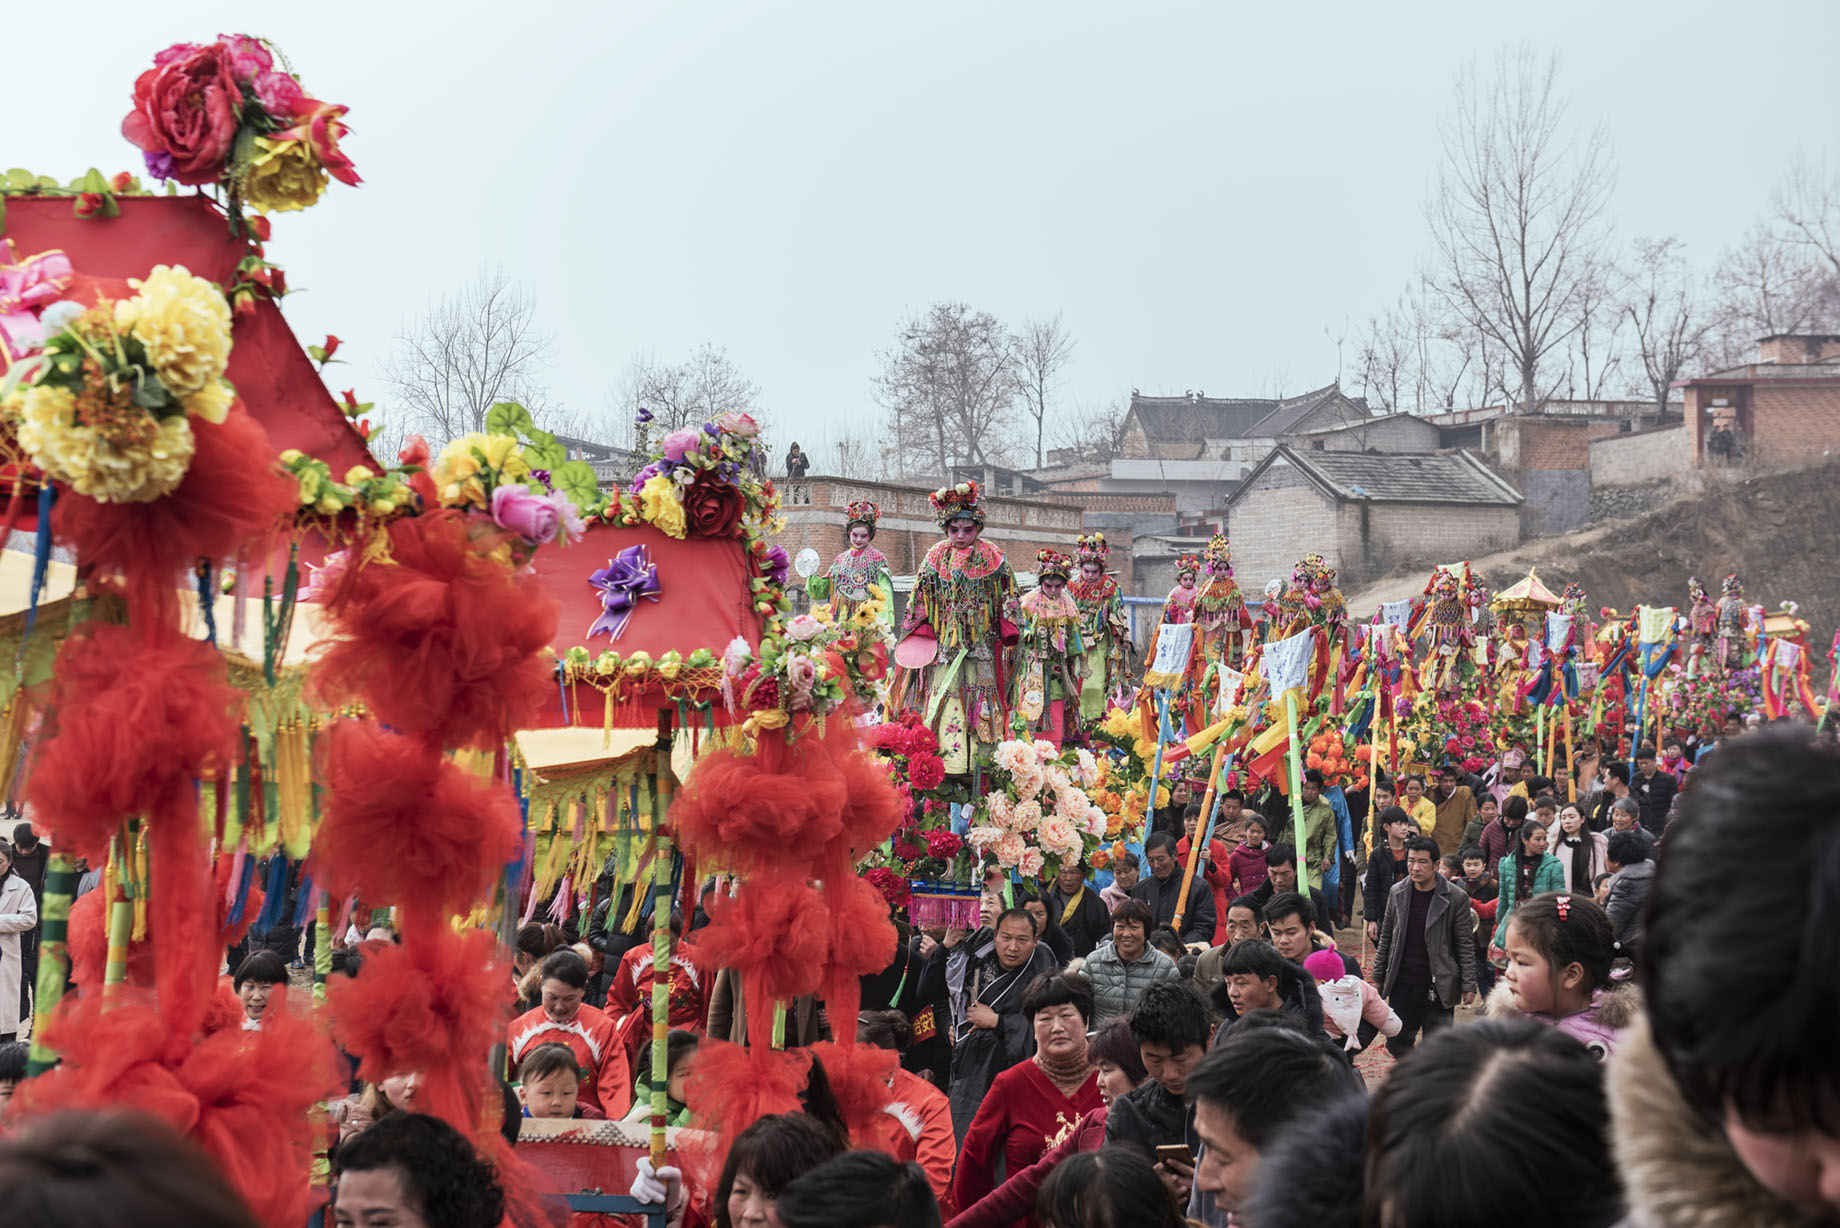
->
[680,1038,811,1192]
[18,988,341,1228]
[26,624,241,861]
[310,510,558,750]
[806,1040,898,1146]
[816,874,899,1030]
[67,859,261,993]
[326,927,508,1128]
[689,879,829,1006]
[314,720,521,924]
[832,732,907,854]
[51,404,296,622]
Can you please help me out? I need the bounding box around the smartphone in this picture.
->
[1154,1143,1194,1167]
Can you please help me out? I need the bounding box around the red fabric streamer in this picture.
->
[16,987,341,1228]
[25,624,241,861]
[679,1038,811,1193]
[805,1041,899,1147]
[145,793,225,1049]
[815,874,898,1032]
[314,719,522,924]
[310,510,559,750]
[51,404,296,625]
[689,879,830,1006]
[67,861,262,992]
[325,926,509,1130]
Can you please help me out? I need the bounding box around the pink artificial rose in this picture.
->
[121,43,245,185]
[661,428,702,462]
[546,490,586,544]
[276,100,362,186]
[253,70,305,116]
[714,412,760,438]
[490,484,560,545]
[216,33,274,79]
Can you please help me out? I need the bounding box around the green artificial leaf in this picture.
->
[4,169,34,189]
[484,401,534,438]
[80,168,109,193]
[525,438,566,469]
[130,377,172,410]
[552,460,601,512]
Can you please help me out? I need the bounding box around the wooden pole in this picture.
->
[1171,739,1229,935]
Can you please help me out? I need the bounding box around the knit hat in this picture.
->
[1302,949,1347,985]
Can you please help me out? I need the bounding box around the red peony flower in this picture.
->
[682,472,745,538]
[863,867,909,909]
[122,42,244,185]
[924,830,963,860]
[906,752,946,792]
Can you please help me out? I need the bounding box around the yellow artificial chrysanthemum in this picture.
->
[1099,708,1136,739]
[850,604,879,630]
[19,385,194,503]
[242,137,330,214]
[639,474,687,538]
[115,265,232,397]
[183,379,234,424]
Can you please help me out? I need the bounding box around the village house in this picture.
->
[1677,333,1840,467]
[1224,445,1522,592]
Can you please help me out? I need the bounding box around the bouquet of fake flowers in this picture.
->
[966,739,1106,880]
[616,411,772,542]
[2,266,236,503]
[720,608,889,725]
[122,34,359,215]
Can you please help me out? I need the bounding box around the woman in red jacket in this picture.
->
[506,950,630,1119]
[857,1010,957,1215]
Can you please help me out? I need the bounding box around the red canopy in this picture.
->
[1,194,377,531]
[528,520,763,729]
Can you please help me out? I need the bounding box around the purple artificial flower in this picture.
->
[763,544,790,587]
[661,428,701,462]
[702,422,720,436]
[529,468,553,490]
[143,149,178,181]
[635,407,654,424]
[629,460,664,494]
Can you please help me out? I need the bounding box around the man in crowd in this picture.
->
[1248,845,1333,942]
[1186,1017,1365,1226]
[1477,796,1535,865]
[1132,832,1215,945]
[1371,835,1476,1056]
[1192,896,1263,994]
[941,906,1058,1135]
[1048,858,1111,959]
[1106,981,1211,1178]
[1295,769,1338,891]
[1603,830,1654,957]
[1632,743,1678,834]
[1430,764,1477,857]
[1263,892,1357,979]
[1591,761,1632,831]
[1085,898,1179,1028]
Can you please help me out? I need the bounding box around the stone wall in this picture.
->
[1337,500,1520,588]
[1224,457,1342,591]
[1590,424,1692,488]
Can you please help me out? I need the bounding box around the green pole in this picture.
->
[26,854,78,1076]
[1285,690,1309,878]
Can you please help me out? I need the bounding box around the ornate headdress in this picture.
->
[1722,574,1743,598]
[1075,532,1110,565]
[843,499,880,530]
[1035,549,1073,581]
[1204,533,1233,575]
[1687,576,1707,604]
[929,480,984,527]
[1176,554,1203,577]
[1561,582,1588,614]
[1298,551,1334,587]
[1432,571,1459,600]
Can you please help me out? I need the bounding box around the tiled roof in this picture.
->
[1230,446,1522,507]
[1246,384,1347,438]
[1129,394,1279,441]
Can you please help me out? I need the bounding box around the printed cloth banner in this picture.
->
[1774,639,1803,670]
[1144,623,1195,688]
[1637,605,1677,646]
[1379,599,1412,630]
[1260,628,1315,696]
[1545,612,1573,653]
[1215,666,1245,715]
[1576,661,1600,692]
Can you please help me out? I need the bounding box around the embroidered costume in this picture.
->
[1014,549,1085,748]
[1194,534,1251,673]
[1068,533,1131,720]
[1716,574,1749,673]
[892,481,1019,775]
[816,498,893,626]
[1686,576,1716,679]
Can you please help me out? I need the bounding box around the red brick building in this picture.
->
[1678,335,1840,467]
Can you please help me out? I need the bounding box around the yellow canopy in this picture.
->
[1491,568,1563,614]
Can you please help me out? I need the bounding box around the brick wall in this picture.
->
[1500,418,1601,471]
[1338,501,1520,590]
[775,475,1092,582]
[1758,336,1840,363]
[1590,424,1692,487]
[1750,383,1840,462]
[1307,416,1441,453]
[1225,459,1341,592]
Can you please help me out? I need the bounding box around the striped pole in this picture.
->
[26,854,78,1076]
[314,892,331,1000]
[103,833,132,990]
[648,718,676,1168]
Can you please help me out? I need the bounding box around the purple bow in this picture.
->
[587,545,661,640]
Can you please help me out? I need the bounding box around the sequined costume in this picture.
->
[1194,534,1250,673]
[1014,550,1085,747]
[1068,533,1131,720]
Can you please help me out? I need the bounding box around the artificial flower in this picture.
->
[682,471,744,538]
[924,829,963,860]
[761,544,790,587]
[490,483,560,545]
[114,265,232,397]
[217,32,273,79]
[1017,848,1044,878]
[714,412,760,438]
[121,42,243,185]
[252,69,304,116]
[638,474,687,538]
[183,380,234,424]
[660,428,701,462]
[277,100,361,187]
[907,753,946,791]
[785,615,823,642]
[547,490,586,544]
[18,384,195,503]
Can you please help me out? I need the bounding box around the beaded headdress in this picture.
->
[1075,532,1110,565]
[1722,574,1743,598]
[1035,549,1074,581]
[929,480,984,527]
[1204,533,1233,575]
[1176,554,1203,577]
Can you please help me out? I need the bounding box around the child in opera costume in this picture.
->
[1014,549,1086,748]
[812,498,893,627]
[1068,533,1130,720]
[891,480,1019,776]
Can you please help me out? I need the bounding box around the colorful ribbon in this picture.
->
[587,545,661,640]
[0,244,74,363]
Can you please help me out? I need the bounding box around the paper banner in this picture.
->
[1545,612,1573,653]
[1260,628,1315,695]
[1637,605,1677,645]
[1215,667,1245,715]
[1576,661,1600,692]
[1774,639,1803,670]
[1144,623,1195,689]
[1379,599,1412,630]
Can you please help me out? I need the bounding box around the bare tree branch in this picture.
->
[610,343,764,452]
[1010,315,1076,468]
[875,302,1019,479]
[384,269,554,448]
[1625,235,1711,416]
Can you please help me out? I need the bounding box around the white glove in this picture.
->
[630,1158,685,1214]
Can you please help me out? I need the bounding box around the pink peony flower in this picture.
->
[547,490,586,544]
[715,412,760,438]
[786,614,823,642]
[216,33,274,79]
[995,832,1027,868]
[661,429,702,462]
[122,42,245,185]
[1018,848,1045,878]
[490,483,560,544]
[784,654,817,709]
[253,70,305,116]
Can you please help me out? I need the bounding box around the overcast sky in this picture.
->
[10,1,1838,467]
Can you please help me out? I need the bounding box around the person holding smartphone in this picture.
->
[1104,982,1212,1204]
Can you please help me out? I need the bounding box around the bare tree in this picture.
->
[1011,315,1076,468]
[613,343,763,451]
[1425,46,1614,413]
[1049,395,1130,465]
[875,302,1018,478]
[1704,224,1830,368]
[385,269,552,446]
[1625,236,1711,417]
[1560,251,1630,400]
[1774,155,1840,279]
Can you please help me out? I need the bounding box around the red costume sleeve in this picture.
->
[949,1070,1011,1213]
[592,1010,633,1119]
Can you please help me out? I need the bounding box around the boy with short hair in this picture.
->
[517,1042,604,1120]
[1462,794,1498,850]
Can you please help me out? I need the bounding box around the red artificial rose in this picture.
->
[924,829,963,860]
[121,43,244,185]
[74,193,105,219]
[681,472,745,538]
[248,215,272,242]
[907,752,946,792]
[109,171,134,193]
[322,335,342,360]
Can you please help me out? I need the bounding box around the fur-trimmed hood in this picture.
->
[1609,1013,1823,1228]
[1484,976,1640,1059]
